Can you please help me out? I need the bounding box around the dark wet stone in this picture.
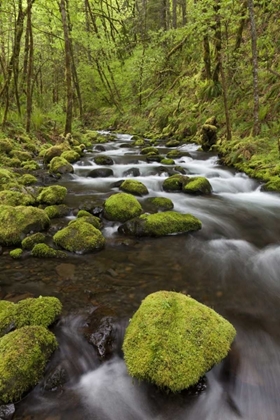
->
[146,155,163,162]
[119,143,129,148]
[0,404,15,420]
[87,168,114,178]
[152,166,174,177]
[123,167,140,177]
[0,246,2,255]
[43,365,68,391]
[92,206,103,217]
[110,180,123,188]
[95,145,106,152]
[93,156,114,165]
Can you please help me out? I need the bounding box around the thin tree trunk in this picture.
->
[247,0,260,136]
[26,0,33,132]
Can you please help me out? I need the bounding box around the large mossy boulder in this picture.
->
[162,174,189,192]
[31,243,67,259]
[0,326,58,403]
[42,145,66,164]
[145,197,174,212]
[183,177,212,195]
[93,155,114,165]
[48,156,74,175]
[201,117,218,151]
[123,291,236,392]
[53,219,105,254]
[120,179,149,196]
[118,211,202,237]
[0,168,20,191]
[140,146,159,155]
[0,190,35,206]
[37,185,67,205]
[0,205,50,246]
[0,296,62,337]
[103,192,142,222]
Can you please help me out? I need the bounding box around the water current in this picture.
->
[1,133,280,419]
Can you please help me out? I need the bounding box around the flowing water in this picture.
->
[1,133,280,419]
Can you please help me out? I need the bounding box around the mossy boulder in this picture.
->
[161,158,175,165]
[22,233,46,250]
[120,179,149,196]
[21,174,37,185]
[61,150,80,163]
[183,177,212,195]
[31,243,67,258]
[10,248,23,259]
[0,168,19,191]
[10,150,33,162]
[44,204,70,219]
[119,211,202,237]
[0,205,50,246]
[140,146,159,155]
[0,190,35,206]
[37,185,67,205]
[53,220,105,254]
[0,139,13,154]
[162,174,189,192]
[77,211,101,229]
[132,138,146,147]
[93,155,114,165]
[123,291,236,392]
[145,197,174,212]
[42,145,66,164]
[48,156,74,175]
[166,150,191,159]
[0,326,58,403]
[103,192,142,222]
[0,296,62,337]
[166,139,180,147]
[21,160,40,171]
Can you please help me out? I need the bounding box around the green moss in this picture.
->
[10,248,23,259]
[146,197,174,211]
[123,291,236,392]
[183,177,212,195]
[44,204,70,219]
[166,150,190,159]
[61,150,80,163]
[21,160,40,171]
[76,211,101,229]
[0,205,50,246]
[48,156,74,175]
[0,139,13,154]
[103,192,143,222]
[261,177,280,192]
[166,139,180,147]
[21,174,37,185]
[37,185,67,205]
[120,179,149,196]
[0,326,58,403]
[10,150,32,162]
[83,130,108,144]
[31,243,67,258]
[140,146,159,155]
[0,301,15,337]
[42,145,67,164]
[120,211,201,237]
[0,190,35,206]
[132,138,146,147]
[94,155,114,165]
[22,232,46,250]
[53,220,105,254]
[160,158,175,165]
[0,168,20,191]
[162,174,189,191]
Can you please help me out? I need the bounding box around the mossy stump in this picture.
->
[123,291,236,392]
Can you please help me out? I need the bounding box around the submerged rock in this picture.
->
[123,291,236,392]
[118,211,201,237]
[103,192,142,222]
[0,326,58,403]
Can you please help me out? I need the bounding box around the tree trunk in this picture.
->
[60,0,73,136]
[172,0,177,29]
[247,0,260,136]
[26,0,34,133]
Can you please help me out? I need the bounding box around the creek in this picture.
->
[1,133,280,419]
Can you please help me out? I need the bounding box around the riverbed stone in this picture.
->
[21,232,46,250]
[0,190,35,206]
[120,179,149,196]
[48,156,74,175]
[119,211,202,237]
[103,192,142,222]
[123,291,236,392]
[123,167,140,177]
[53,219,105,254]
[87,168,114,178]
[183,176,212,195]
[145,196,174,212]
[162,174,189,191]
[0,205,50,246]
[37,185,67,205]
[0,326,58,403]
[93,155,114,165]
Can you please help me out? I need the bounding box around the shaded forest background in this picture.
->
[0,0,279,145]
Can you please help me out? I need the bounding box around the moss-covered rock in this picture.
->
[44,204,70,219]
[0,326,58,403]
[123,291,236,392]
[0,190,35,206]
[93,155,114,165]
[9,248,23,259]
[140,146,159,155]
[61,150,80,163]
[132,138,146,147]
[22,233,46,250]
[0,139,13,154]
[21,160,40,171]
[21,174,37,185]
[37,185,67,205]
[162,174,189,192]
[76,211,101,229]
[145,197,174,212]
[183,177,212,195]
[10,150,33,162]
[48,156,74,175]
[160,158,175,165]
[0,296,62,338]
[166,139,180,147]
[166,150,191,159]
[119,211,202,237]
[103,192,142,222]
[0,205,50,246]
[53,220,105,254]
[0,168,19,191]
[31,243,67,258]
[120,179,149,196]
[42,145,66,164]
